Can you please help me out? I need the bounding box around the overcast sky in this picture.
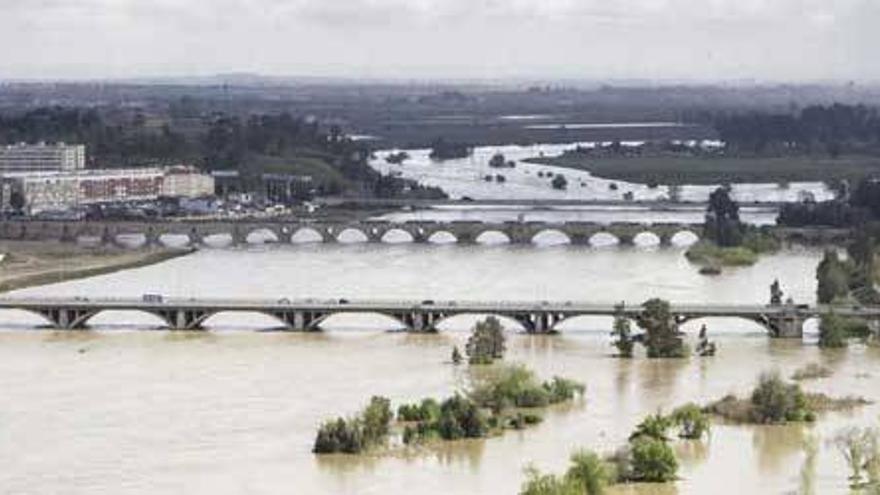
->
[0,0,877,82]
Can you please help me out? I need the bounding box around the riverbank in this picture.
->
[0,241,193,293]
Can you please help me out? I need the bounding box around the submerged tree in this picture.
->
[551,174,568,190]
[611,303,634,358]
[818,312,848,348]
[704,186,743,247]
[671,403,711,440]
[636,299,685,358]
[816,250,851,304]
[831,426,880,488]
[466,316,506,365]
[451,345,463,365]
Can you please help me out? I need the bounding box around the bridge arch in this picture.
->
[310,311,408,331]
[115,233,148,248]
[676,315,774,336]
[633,231,661,247]
[75,309,174,329]
[427,231,458,244]
[336,228,369,244]
[0,308,62,328]
[431,313,528,333]
[246,228,280,244]
[291,227,324,244]
[670,230,700,246]
[381,228,415,244]
[158,233,192,248]
[532,229,571,246]
[476,230,511,245]
[194,310,295,329]
[201,233,234,248]
[76,235,103,247]
[589,232,619,247]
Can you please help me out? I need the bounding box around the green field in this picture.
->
[527,154,880,185]
[245,150,350,189]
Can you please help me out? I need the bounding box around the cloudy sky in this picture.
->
[0,0,877,82]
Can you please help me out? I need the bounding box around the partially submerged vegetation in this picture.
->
[465,317,506,365]
[611,298,715,359]
[791,362,833,381]
[707,371,869,424]
[685,187,781,268]
[519,406,711,494]
[831,425,880,491]
[313,364,585,455]
[635,298,687,358]
[313,396,393,454]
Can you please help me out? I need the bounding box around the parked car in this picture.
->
[338,298,349,304]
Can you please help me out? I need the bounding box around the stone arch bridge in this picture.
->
[0,219,851,247]
[1,297,876,338]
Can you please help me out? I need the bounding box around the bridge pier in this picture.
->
[765,312,805,339]
[514,313,562,334]
[393,311,439,332]
[151,309,211,330]
[36,307,98,329]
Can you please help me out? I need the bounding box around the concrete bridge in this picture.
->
[1,296,876,338]
[0,219,851,247]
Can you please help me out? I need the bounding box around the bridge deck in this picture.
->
[0,296,874,318]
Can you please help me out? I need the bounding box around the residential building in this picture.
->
[0,143,85,172]
[162,166,215,198]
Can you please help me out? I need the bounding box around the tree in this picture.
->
[451,346,463,365]
[704,186,743,247]
[671,403,711,439]
[489,153,509,168]
[466,316,506,364]
[831,426,880,487]
[552,174,568,190]
[636,299,685,358]
[818,312,848,348]
[437,394,488,440]
[312,396,392,454]
[519,467,578,495]
[750,372,812,423]
[565,450,616,495]
[629,437,678,482]
[816,250,851,303]
[610,303,634,357]
[629,412,673,442]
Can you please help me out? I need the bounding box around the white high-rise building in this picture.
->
[0,143,85,172]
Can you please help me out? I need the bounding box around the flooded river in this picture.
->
[0,244,877,494]
[369,143,834,203]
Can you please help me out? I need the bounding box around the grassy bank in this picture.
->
[685,242,759,267]
[0,244,194,293]
[685,229,781,268]
[527,153,880,185]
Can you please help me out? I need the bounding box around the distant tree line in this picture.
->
[714,104,880,156]
[777,179,880,227]
[0,106,445,200]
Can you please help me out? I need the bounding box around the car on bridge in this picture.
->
[142,294,164,303]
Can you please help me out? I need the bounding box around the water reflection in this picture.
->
[752,423,810,474]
